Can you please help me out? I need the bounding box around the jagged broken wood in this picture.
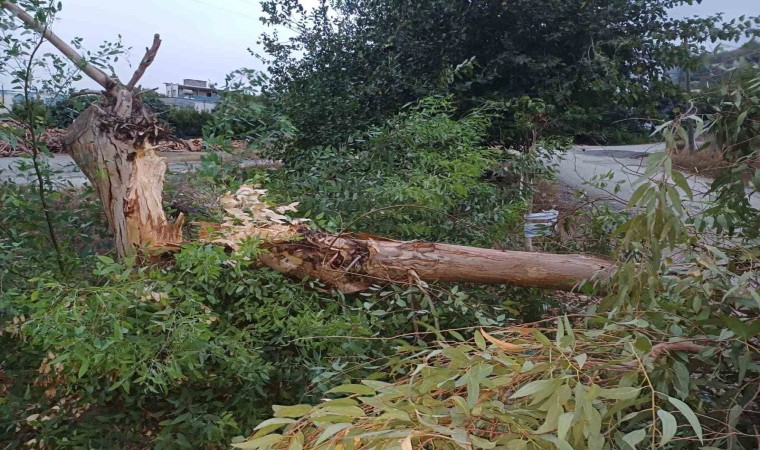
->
[64,107,183,257]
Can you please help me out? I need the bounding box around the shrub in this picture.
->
[165,107,213,138]
[265,96,527,247]
[48,94,98,128]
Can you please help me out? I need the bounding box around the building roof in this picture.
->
[165,82,217,92]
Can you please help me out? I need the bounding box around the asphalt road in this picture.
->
[556,143,760,212]
[0,153,201,188]
[2,145,758,212]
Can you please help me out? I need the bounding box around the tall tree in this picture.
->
[258,0,760,144]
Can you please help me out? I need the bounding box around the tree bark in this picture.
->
[202,207,613,293]
[258,230,612,293]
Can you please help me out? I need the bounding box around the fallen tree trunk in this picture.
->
[258,230,613,293]
[203,187,614,293]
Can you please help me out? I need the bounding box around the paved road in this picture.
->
[556,143,760,212]
[0,154,88,187]
[0,153,205,188]
[2,145,758,212]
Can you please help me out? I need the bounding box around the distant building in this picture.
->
[162,79,220,111]
[0,89,57,114]
[0,89,19,114]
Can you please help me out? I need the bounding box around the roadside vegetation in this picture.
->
[1,1,759,449]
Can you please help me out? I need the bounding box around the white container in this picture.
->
[524,209,559,238]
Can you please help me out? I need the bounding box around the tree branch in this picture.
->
[1,1,118,91]
[126,34,161,91]
[619,340,708,369]
[68,89,102,99]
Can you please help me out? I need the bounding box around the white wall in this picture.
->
[0,92,17,114]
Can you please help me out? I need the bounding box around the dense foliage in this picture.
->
[262,96,529,245]
[165,107,213,138]
[1,0,759,449]
[257,0,759,145]
[46,95,97,128]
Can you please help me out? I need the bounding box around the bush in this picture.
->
[263,96,528,247]
[48,94,98,128]
[206,92,295,146]
[10,98,49,126]
[165,107,213,138]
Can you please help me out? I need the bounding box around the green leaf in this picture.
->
[326,384,377,396]
[474,330,486,350]
[314,405,365,418]
[232,434,283,449]
[628,183,650,207]
[112,319,123,340]
[253,418,296,438]
[657,409,677,445]
[509,378,564,399]
[597,386,641,400]
[538,435,573,450]
[557,412,574,440]
[531,330,552,346]
[78,359,90,378]
[272,404,313,418]
[622,428,646,448]
[737,109,748,128]
[668,396,703,443]
[673,361,690,399]
[315,423,352,445]
[671,170,693,199]
[470,435,495,449]
[288,432,304,450]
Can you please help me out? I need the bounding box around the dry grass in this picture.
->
[671,146,733,179]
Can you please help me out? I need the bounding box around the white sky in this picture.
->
[1,0,758,91]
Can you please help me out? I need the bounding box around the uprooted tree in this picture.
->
[1,1,612,292]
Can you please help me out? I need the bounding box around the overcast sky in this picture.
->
[1,0,758,91]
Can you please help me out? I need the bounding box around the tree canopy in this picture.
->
[258,0,759,144]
